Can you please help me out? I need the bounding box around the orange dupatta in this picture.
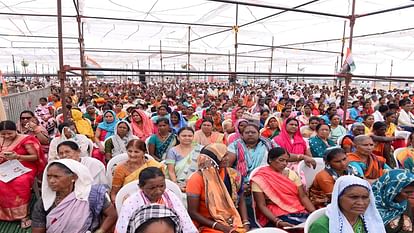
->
[347,152,386,179]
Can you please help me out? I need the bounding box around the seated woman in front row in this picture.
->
[111,139,164,201]
[186,143,249,233]
[31,159,117,233]
[115,167,197,233]
[308,147,356,209]
[250,147,316,228]
[309,175,385,233]
[125,204,184,233]
[373,169,414,233]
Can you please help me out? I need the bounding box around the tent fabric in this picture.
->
[0,0,413,76]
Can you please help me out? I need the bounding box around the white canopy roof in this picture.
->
[0,0,413,77]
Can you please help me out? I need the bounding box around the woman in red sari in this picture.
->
[0,120,46,228]
[251,147,315,228]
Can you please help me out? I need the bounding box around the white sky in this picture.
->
[0,0,413,77]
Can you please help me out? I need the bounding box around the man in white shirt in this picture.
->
[398,99,414,132]
[373,105,388,123]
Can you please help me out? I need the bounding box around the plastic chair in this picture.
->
[249,228,289,233]
[393,147,406,169]
[115,179,184,214]
[105,153,129,185]
[304,207,326,233]
[115,180,139,214]
[297,158,325,190]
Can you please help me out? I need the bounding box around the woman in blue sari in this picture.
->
[372,169,414,233]
[148,117,177,161]
[169,111,187,134]
[93,110,118,163]
[309,124,336,158]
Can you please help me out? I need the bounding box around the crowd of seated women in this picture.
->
[4,86,414,233]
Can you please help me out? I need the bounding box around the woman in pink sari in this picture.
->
[273,118,312,158]
[130,109,153,141]
[228,119,248,145]
[0,120,46,228]
[251,147,315,228]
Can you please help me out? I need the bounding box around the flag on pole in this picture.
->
[340,48,356,73]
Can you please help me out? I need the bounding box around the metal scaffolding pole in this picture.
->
[57,0,67,121]
[206,0,348,18]
[234,4,239,74]
[74,0,87,97]
[342,0,356,125]
[269,36,274,84]
[160,40,163,83]
[187,27,191,81]
[338,21,347,89]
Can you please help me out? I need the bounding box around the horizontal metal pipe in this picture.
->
[205,0,348,18]
[357,4,414,18]
[238,42,341,54]
[0,12,231,28]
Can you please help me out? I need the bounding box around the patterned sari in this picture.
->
[148,133,177,161]
[0,135,46,221]
[165,145,202,183]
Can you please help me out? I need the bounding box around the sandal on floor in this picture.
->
[20,217,32,229]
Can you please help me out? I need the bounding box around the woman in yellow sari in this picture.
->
[110,139,163,201]
[71,109,94,139]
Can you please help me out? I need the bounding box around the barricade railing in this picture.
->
[1,88,51,122]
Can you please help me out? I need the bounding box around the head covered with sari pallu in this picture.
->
[372,169,414,227]
[326,175,385,233]
[97,110,118,140]
[273,118,307,155]
[197,143,245,232]
[130,109,153,140]
[41,159,94,233]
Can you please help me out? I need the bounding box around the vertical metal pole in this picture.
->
[187,26,191,81]
[57,0,67,121]
[160,40,164,83]
[12,55,17,82]
[204,59,207,82]
[389,60,393,90]
[269,36,274,85]
[234,4,239,74]
[374,64,377,89]
[285,59,288,83]
[254,61,257,80]
[342,0,356,125]
[76,0,87,97]
[338,21,347,89]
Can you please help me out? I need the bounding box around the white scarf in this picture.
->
[326,175,385,233]
[111,121,138,156]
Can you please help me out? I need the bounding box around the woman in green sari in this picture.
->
[148,117,177,161]
[166,127,202,191]
[309,175,385,233]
